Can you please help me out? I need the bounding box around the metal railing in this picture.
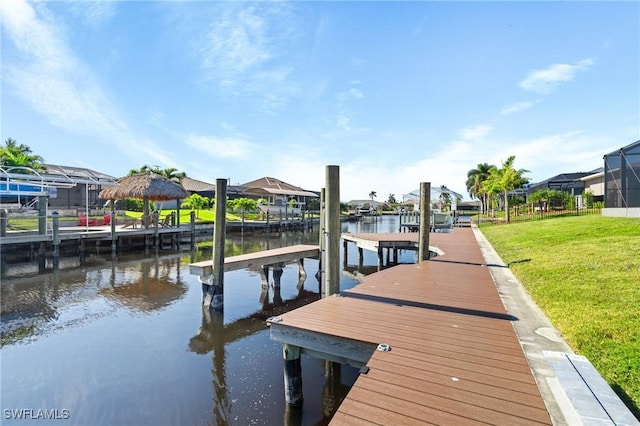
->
[476,206,602,226]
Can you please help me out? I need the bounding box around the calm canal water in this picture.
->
[1,216,416,425]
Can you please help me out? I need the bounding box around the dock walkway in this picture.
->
[268,227,553,425]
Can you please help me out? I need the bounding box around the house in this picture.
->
[0,163,116,215]
[603,139,640,217]
[240,177,318,208]
[157,176,318,212]
[346,199,386,214]
[578,168,605,205]
[402,186,464,212]
[526,170,601,196]
[181,177,244,200]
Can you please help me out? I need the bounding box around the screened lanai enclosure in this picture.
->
[0,164,117,214]
[603,140,640,217]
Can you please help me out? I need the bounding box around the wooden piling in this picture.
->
[418,182,431,261]
[38,195,46,235]
[324,166,340,297]
[283,343,303,407]
[0,209,7,237]
[316,188,325,284]
[208,178,227,311]
[190,211,196,249]
[110,211,117,253]
[52,212,60,258]
[153,211,159,248]
[266,211,270,234]
[273,264,284,290]
[260,266,270,289]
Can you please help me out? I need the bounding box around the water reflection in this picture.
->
[1,217,409,425]
[1,254,189,345]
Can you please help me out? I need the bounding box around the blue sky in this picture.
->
[2,0,638,201]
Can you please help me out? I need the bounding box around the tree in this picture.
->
[485,156,529,223]
[369,191,377,201]
[466,163,493,214]
[181,193,209,218]
[128,165,186,183]
[388,193,397,204]
[529,189,564,212]
[307,198,320,211]
[440,186,455,211]
[229,197,258,216]
[0,138,46,172]
[158,167,186,183]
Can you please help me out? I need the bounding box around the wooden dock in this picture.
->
[0,224,195,262]
[342,232,444,270]
[189,244,320,276]
[268,227,553,425]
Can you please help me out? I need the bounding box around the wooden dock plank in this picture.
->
[273,301,526,358]
[341,387,490,426]
[354,376,548,425]
[363,364,546,409]
[268,227,553,425]
[189,244,319,275]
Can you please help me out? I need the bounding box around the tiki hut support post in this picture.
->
[203,179,227,311]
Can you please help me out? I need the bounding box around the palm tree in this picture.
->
[466,163,493,214]
[369,191,377,201]
[485,156,529,223]
[159,167,187,183]
[0,138,46,172]
[439,185,452,211]
[128,165,186,183]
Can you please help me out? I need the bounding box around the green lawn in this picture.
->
[4,209,295,231]
[480,215,640,416]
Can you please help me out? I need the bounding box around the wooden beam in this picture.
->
[269,322,376,367]
[189,245,319,276]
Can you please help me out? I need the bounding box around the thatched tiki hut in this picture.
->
[99,171,189,228]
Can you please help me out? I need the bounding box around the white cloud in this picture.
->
[68,1,116,27]
[199,2,298,111]
[270,140,476,202]
[500,100,538,115]
[459,125,493,141]
[0,0,175,170]
[337,114,352,132]
[349,88,364,99]
[519,59,594,94]
[202,6,273,75]
[184,135,254,159]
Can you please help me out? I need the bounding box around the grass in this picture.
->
[480,215,640,417]
[4,209,250,230]
[4,208,321,231]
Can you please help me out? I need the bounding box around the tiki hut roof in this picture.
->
[99,171,189,201]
